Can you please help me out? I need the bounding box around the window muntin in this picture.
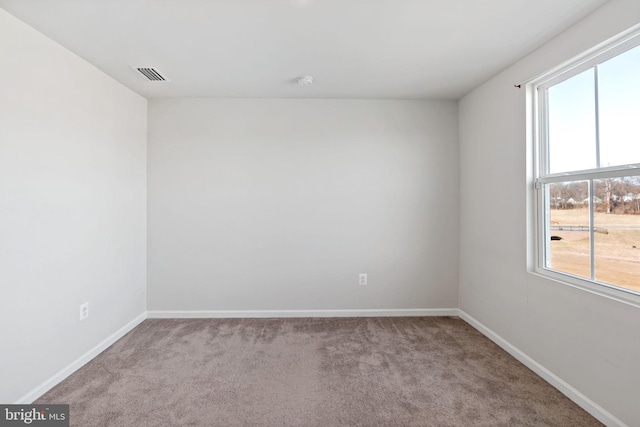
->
[536,34,640,296]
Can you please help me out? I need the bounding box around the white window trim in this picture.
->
[527,24,640,309]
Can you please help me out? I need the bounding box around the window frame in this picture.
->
[529,25,640,306]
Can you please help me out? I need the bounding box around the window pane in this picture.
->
[546,181,591,279]
[547,69,597,173]
[593,176,640,292]
[598,44,640,167]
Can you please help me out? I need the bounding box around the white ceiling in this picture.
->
[0,0,607,100]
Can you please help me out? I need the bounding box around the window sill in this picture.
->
[529,268,640,309]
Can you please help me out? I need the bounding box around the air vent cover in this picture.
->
[131,66,169,82]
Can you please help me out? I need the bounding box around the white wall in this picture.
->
[148,99,458,312]
[0,9,147,403]
[459,1,640,425]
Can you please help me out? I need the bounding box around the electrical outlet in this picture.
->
[79,302,89,321]
[359,273,368,285]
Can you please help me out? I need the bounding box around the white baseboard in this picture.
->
[15,312,148,404]
[458,310,626,427]
[147,308,459,319]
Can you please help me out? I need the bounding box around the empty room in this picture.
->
[1,0,639,426]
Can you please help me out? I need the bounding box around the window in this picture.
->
[533,29,640,297]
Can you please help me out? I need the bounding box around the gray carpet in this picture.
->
[36,317,601,426]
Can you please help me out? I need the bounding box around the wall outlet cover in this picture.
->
[79,302,89,321]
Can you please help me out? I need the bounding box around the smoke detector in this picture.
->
[131,66,170,82]
[297,75,314,86]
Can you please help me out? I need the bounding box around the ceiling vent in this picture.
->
[131,66,169,82]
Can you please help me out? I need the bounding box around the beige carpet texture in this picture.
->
[36,317,602,426]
